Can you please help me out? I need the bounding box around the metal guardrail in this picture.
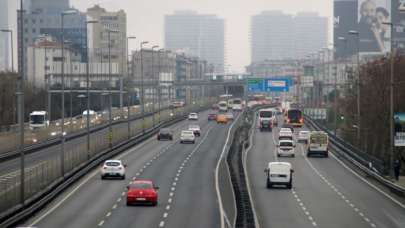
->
[0,104,210,228]
[305,115,405,197]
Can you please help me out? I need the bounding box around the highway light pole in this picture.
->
[151,45,159,128]
[107,30,119,149]
[18,0,25,205]
[348,30,361,146]
[158,48,164,124]
[60,10,77,177]
[140,41,149,133]
[0,29,14,72]
[126,36,136,138]
[382,22,396,177]
[85,20,98,159]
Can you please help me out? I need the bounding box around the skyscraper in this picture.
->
[165,11,224,72]
[293,12,328,59]
[18,0,86,78]
[251,11,328,63]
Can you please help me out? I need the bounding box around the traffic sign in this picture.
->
[247,78,265,92]
[265,78,290,92]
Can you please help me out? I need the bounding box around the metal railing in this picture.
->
[305,115,405,197]
[0,100,213,227]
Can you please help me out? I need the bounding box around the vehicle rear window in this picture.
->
[279,136,292,140]
[259,111,272,118]
[182,131,194,135]
[189,125,199,129]
[310,134,327,144]
[233,100,242,104]
[160,128,171,134]
[130,182,153,189]
[106,162,120,166]
[280,142,293,147]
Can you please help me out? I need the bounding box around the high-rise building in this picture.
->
[251,11,328,63]
[18,0,86,79]
[251,11,294,63]
[293,12,328,59]
[87,5,127,74]
[165,11,224,72]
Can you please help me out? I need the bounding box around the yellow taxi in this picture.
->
[216,114,228,124]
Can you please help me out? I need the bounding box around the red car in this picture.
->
[126,180,159,206]
[208,113,217,121]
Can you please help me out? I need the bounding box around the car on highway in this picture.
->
[188,112,198,120]
[180,130,196,144]
[277,140,296,157]
[126,180,159,206]
[259,119,272,132]
[264,162,294,189]
[216,114,228,124]
[208,113,217,121]
[298,130,310,143]
[225,112,234,121]
[188,125,201,137]
[157,128,173,141]
[307,131,329,157]
[211,103,219,110]
[281,124,294,132]
[280,127,293,134]
[101,160,126,180]
[278,131,293,141]
[218,101,228,112]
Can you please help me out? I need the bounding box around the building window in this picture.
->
[24,28,28,33]
[32,28,36,33]
[40,19,43,24]
[32,19,36,24]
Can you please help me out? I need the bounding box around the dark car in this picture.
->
[157,128,173,140]
[208,113,217,121]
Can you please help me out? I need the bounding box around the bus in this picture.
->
[258,108,275,131]
[286,109,304,127]
[29,111,50,130]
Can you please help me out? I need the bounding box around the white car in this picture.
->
[225,112,234,121]
[298,131,310,143]
[188,125,201,137]
[264,162,294,189]
[280,128,292,134]
[188,113,198,120]
[101,160,126,179]
[277,140,296,157]
[180,130,196,144]
[278,131,293,141]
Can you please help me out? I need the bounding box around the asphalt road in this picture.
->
[246,115,405,228]
[24,111,232,228]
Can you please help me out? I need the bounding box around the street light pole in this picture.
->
[85,20,98,159]
[126,36,136,138]
[158,48,164,124]
[151,45,159,128]
[107,30,118,149]
[17,0,25,205]
[0,29,14,72]
[140,41,149,133]
[349,30,361,146]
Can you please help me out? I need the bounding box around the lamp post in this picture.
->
[17,0,25,205]
[126,36,136,138]
[158,48,164,124]
[84,20,98,159]
[348,30,361,146]
[151,45,159,127]
[60,10,77,177]
[107,30,119,149]
[0,29,14,72]
[338,36,348,136]
[382,21,396,177]
[140,41,149,133]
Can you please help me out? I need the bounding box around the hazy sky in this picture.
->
[71,0,333,72]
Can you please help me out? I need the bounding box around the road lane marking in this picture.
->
[98,220,105,226]
[299,145,377,227]
[159,221,165,227]
[163,212,168,218]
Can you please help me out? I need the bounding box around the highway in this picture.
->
[24,111,230,228]
[246,115,405,228]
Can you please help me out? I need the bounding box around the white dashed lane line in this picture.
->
[299,145,377,228]
[157,126,213,228]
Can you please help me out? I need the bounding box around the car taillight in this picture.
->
[118,167,122,170]
[103,167,107,169]
[287,119,290,123]
[300,118,304,123]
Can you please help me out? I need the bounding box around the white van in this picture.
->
[307,131,329,157]
[264,162,294,189]
[218,101,228,112]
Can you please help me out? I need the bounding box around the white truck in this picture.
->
[307,131,329,157]
[218,101,228,112]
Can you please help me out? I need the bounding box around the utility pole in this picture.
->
[18,0,25,205]
[140,41,149,133]
[151,45,159,127]
[126,36,136,138]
